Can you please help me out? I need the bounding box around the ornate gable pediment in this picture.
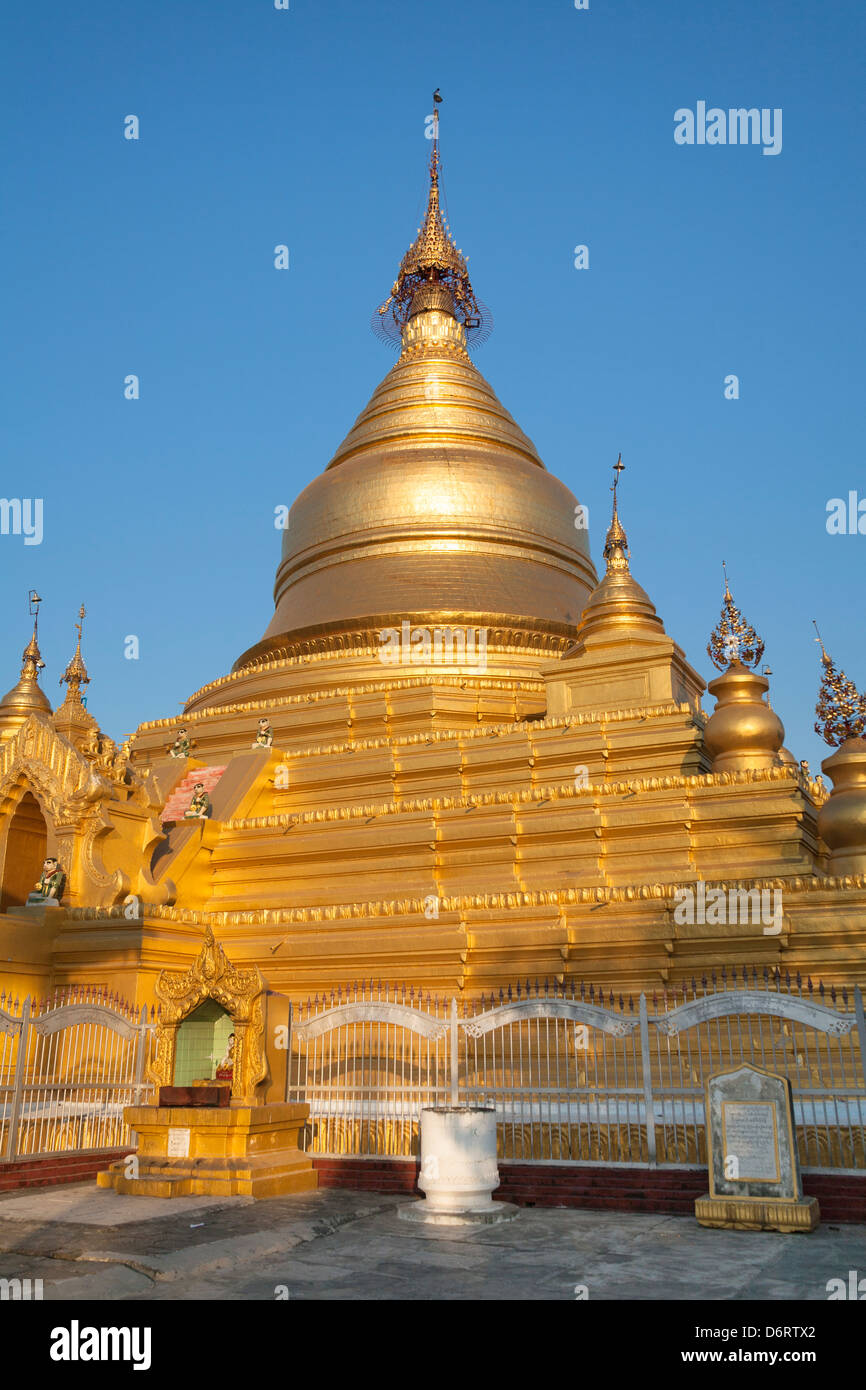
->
[0,714,113,826]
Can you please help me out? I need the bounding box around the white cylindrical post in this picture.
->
[399,1104,518,1225]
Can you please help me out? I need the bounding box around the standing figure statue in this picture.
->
[167,727,192,759]
[26,856,66,906]
[252,717,273,750]
[184,781,211,819]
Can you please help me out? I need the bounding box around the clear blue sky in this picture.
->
[2,0,863,773]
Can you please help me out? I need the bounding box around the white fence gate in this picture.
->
[0,987,154,1161]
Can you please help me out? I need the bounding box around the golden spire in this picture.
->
[54,603,101,752]
[0,591,52,724]
[376,94,484,342]
[813,623,866,747]
[22,589,46,679]
[59,604,90,704]
[707,565,765,670]
[602,454,629,573]
[575,456,664,642]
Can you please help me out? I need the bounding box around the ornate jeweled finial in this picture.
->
[59,603,90,702]
[813,622,866,746]
[374,95,491,350]
[602,454,630,573]
[707,566,765,670]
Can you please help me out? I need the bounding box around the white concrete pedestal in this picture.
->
[399,1105,518,1226]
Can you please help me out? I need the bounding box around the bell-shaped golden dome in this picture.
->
[235,125,595,671]
[704,664,785,772]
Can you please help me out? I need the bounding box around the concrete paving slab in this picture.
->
[0,1186,251,1225]
[0,1182,861,1301]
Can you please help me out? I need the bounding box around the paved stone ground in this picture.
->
[0,1184,861,1301]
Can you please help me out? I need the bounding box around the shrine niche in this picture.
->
[100,926,311,1199]
[148,926,289,1104]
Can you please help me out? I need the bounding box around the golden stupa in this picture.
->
[2,113,866,1008]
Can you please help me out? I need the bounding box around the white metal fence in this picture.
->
[2,972,862,1172]
[0,987,155,1161]
[288,971,866,1171]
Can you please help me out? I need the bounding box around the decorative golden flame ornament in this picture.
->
[813,625,866,747]
[707,568,765,671]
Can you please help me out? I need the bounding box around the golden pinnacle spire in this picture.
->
[813,622,866,746]
[59,604,90,704]
[707,566,765,671]
[0,590,52,725]
[22,589,46,680]
[603,454,629,573]
[574,455,664,643]
[376,94,483,341]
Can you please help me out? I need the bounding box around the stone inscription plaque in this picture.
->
[167,1127,191,1158]
[722,1101,780,1182]
[706,1064,800,1202]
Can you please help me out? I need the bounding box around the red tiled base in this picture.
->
[0,1150,131,1192]
[311,1158,866,1223]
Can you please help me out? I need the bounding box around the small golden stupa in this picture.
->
[0,592,51,735]
[1,107,865,1008]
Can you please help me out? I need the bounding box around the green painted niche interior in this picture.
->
[173,998,234,1086]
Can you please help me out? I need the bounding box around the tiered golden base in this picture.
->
[97,1102,317,1200]
[695,1194,819,1233]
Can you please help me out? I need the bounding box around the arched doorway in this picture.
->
[0,792,48,911]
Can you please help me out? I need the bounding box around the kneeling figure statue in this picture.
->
[26,856,66,906]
